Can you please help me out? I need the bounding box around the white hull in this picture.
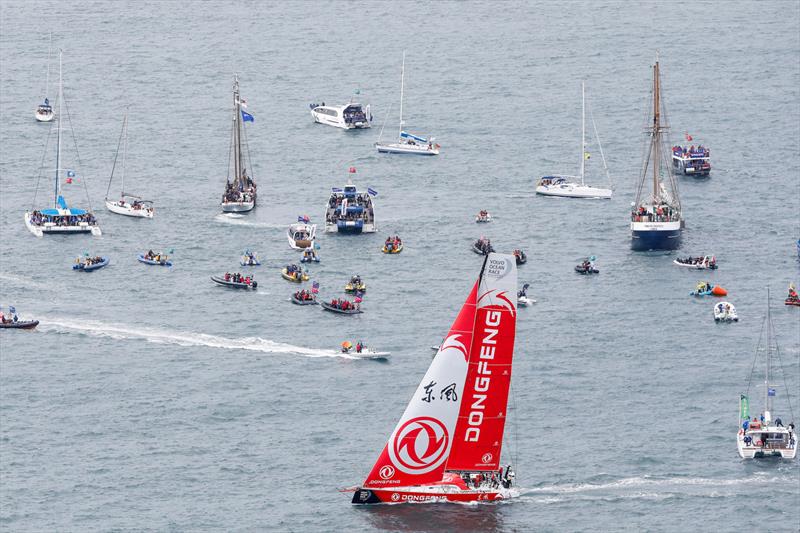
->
[311,105,371,129]
[375,142,438,155]
[105,200,153,218]
[517,296,536,306]
[288,223,317,249]
[24,212,101,237]
[536,182,612,199]
[222,200,255,213]
[35,110,54,122]
[714,302,738,322]
[737,427,797,459]
[324,222,377,234]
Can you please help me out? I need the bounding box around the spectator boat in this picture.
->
[324,170,377,234]
[105,112,154,218]
[672,138,710,177]
[221,75,257,213]
[310,98,371,129]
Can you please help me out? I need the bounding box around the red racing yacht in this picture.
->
[349,252,519,504]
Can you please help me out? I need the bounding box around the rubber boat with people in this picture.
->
[690,282,727,297]
[785,284,799,306]
[138,250,172,266]
[73,255,109,272]
[714,302,738,322]
[341,340,390,360]
[282,265,308,283]
[472,237,494,256]
[737,289,796,459]
[345,275,366,293]
[674,255,717,270]
[513,249,527,265]
[291,289,318,305]
[382,236,403,254]
[475,210,492,223]
[300,248,320,263]
[310,98,372,129]
[321,299,362,315]
[288,217,316,249]
[346,252,520,504]
[240,250,261,266]
[212,273,257,290]
[0,307,38,330]
[574,257,599,274]
[672,141,711,177]
[324,169,377,234]
[517,283,535,307]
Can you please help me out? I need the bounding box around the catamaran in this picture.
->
[221,75,257,213]
[375,51,439,155]
[24,50,101,237]
[348,252,519,504]
[536,82,611,199]
[737,289,797,459]
[105,113,154,218]
[630,57,683,251]
[324,168,376,234]
[34,33,54,122]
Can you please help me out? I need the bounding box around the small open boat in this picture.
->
[240,251,261,266]
[517,283,535,306]
[575,264,599,274]
[475,210,492,223]
[690,283,727,297]
[513,249,527,265]
[138,253,172,266]
[300,249,320,263]
[382,238,403,254]
[472,238,494,256]
[73,256,109,272]
[674,255,717,270]
[321,301,363,314]
[714,301,738,322]
[0,320,39,330]
[211,275,257,289]
[282,266,308,283]
[344,276,366,293]
[291,292,318,305]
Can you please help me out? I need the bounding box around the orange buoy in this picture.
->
[712,286,727,296]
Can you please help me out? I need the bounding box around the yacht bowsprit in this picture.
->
[348,253,519,504]
[324,169,376,234]
[221,75,257,213]
[630,57,683,251]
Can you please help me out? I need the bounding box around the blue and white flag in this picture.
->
[67,170,76,177]
[367,188,378,196]
[297,215,309,223]
[242,110,254,122]
[331,187,343,193]
[768,388,776,397]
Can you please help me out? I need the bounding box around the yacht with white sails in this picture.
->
[105,112,154,218]
[737,289,797,459]
[310,98,371,129]
[35,33,54,122]
[630,57,683,251]
[536,82,611,199]
[348,253,519,504]
[24,50,101,237]
[221,75,257,213]
[375,51,439,155]
[324,169,376,234]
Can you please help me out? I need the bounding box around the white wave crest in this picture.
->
[213,214,285,229]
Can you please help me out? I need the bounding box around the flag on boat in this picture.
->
[311,281,319,294]
[400,131,428,143]
[349,167,357,174]
[66,170,75,183]
[331,187,342,193]
[739,394,750,421]
[65,177,73,184]
[685,132,693,141]
[768,388,776,397]
[297,215,310,223]
[584,152,591,160]
[241,110,254,122]
[354,294,363,303]
[367,188,378,196]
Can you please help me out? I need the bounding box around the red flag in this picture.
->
[65,177,73,184]
[349,166,356,173]
[685,132,692,141]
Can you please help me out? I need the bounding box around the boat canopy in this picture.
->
[400,131,428,143]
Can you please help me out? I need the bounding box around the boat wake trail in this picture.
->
[0,273,48,290]
[38,316,355,359]
[213,214,284,229]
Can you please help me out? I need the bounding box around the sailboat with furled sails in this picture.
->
[348,252,519,504]
[630,56,683,251]
[221,75,257,213]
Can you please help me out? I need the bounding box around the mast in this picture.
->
[233,75,242,187]
[120,112,128,195]
[44,32,52,101]
[652,60,661,201]
[398,50,405,140]
[54,50,63,208]
[580,81,586,185]
[765,287,772,416]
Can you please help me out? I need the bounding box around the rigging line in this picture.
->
[226,115,234,183]
[588,105,612,190]
[241,117,255,183]
[105,115,126,200]
[771,318,795,421]
[744,314,767,395]
[32,121,54,211]
[62,94,93,212]
[376,102,393,143]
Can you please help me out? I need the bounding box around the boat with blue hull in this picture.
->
[630,57,683,251]
[324,170,376,234]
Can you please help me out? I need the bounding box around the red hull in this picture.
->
[352,487,505,504]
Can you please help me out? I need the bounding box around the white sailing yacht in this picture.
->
[536,82,611,198]
[375,51,439,155]
[35,33,54,122]
[24,50,101,237]
[737,289,797,459]
[105,113,154,218]
[221,75,257,213]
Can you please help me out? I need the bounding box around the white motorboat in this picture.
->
[475,210,492,223]
[536,82,612,199]
[517,283,535,306]
[310,99,371,129]
[221,75,257,213]
[288,222,317,249]
[105,112,154,218]
[324,170,376,234]
[714,301,738,322]
[25,51,101,237]
[737,289,797,459]
[375,51,439,155]
[35,33,54,122]
[672,140,710,177]
[673,255,717,270]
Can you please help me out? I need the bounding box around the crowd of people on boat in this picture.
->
[342,340,364,354]
[285,264,305,281]
[77,255,104,266]
[328,298,359,311]
[677,255,716,268]
[224,272,253,285]
[630,204,680,223]
[114,198,152,211]
[347,275,365,290]
[538,176,566,187]
[294,289,315,301]
[144,250,167,262]
[459,466,514,490]
[474,237,494,254]
[673,145,710,158]
[242,250,258,265]
[343,107,369,125]
[787,284,799,304]
[476,210,491,222]
[695,281,713,293]
[222,176,256,204]
[0,310,19,324]
[28,210,97,227]
[384,235,402,251]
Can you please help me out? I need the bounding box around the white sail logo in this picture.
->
[388,416,450,474]
[379,465,395,479]
[439,334,468,360]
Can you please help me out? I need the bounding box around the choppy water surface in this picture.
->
[1,1,799,531]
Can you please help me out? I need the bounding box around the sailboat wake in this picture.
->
[37,316,355,359]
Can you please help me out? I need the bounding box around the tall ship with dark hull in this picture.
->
[630,58,683,251]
